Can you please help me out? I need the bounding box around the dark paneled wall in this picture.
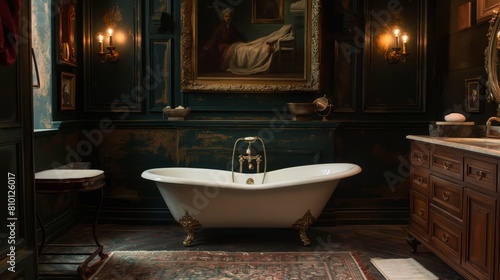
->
[436,0,498,122]
[0,1,38,276]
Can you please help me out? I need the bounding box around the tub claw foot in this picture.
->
[178,211,202,246]
[292,210,316,246]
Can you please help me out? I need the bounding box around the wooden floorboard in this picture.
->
[40,224,465,279]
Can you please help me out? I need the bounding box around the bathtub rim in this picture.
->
[141,163,361,190]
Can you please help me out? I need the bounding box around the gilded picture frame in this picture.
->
[60,72,76,110]
[180,0,320,93]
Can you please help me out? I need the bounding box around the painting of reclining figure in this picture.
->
[181,0,319,93]
[198,1,299,76]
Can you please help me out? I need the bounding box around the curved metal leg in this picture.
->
[78,187,107,278]
[92,187,104,255]
[292,210,316,246]
[178,211,202,246]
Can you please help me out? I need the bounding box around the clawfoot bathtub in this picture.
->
[141,163,361,246]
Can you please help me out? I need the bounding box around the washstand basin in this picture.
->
[444,137,500,148]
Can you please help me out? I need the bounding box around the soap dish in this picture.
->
[435,121,475,125]
[163,107,191,120]
[429,122,483,138]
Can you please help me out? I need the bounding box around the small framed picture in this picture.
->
[465,77,482,113]
[252,0,283,24]
[457,2,471,31]
[151,0,172,33]
[477,0,500,22]
[56,0,78,66]
[60,72,76,110]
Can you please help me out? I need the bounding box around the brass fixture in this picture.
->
[486,116,500,138]
[96,28,120,63]
[231,136,267,184]
[178,211,201,247]
[239,153,262,173]
[386,27,409,64]
[313,95,333,121]
[292,210,316,246]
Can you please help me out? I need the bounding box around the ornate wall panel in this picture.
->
[363,0,428,113]
[84,0,143,113]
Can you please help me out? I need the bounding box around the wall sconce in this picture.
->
[386,28,409,64]
[97,28,120,63]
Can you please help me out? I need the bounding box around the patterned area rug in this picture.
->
[90,251,367,279]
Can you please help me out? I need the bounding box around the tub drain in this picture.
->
[246,178,254,185]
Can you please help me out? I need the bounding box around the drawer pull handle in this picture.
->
[442,233,449,242]
[443,161,452,170]
[418,209,425,216]
[416,177,424,186]
[414,153,424,162]
[442,191,450,201]
[476,170,485,180]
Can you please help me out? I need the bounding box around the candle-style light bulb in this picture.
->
[402,33,409,54]
[107,28,114,47]
[96,32,104,53]
[393,28,400,48]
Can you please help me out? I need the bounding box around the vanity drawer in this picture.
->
[429,210,462,265]
[409,190,429,237]
[411,167,430,195]
[464,157,497,193]
[410,142,430,169]
[430,175,463,219]
[430,147,463,180]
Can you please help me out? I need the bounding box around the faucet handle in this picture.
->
[486,116,500,138]
[486,116,500,125]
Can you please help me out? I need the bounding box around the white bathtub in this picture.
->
[141,163,361,245]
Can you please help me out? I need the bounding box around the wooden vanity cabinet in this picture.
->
[408,140,499,280]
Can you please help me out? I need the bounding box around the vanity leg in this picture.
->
[406,234,421,253]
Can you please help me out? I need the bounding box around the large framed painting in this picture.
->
[180,0,320,93]
[477,0,500,22]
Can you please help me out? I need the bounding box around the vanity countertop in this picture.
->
[407,135,500,158]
